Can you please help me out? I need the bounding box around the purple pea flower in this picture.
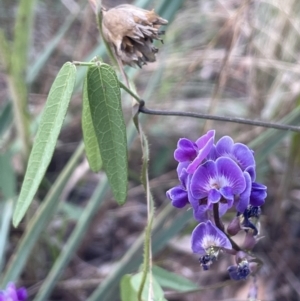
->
[0,283,27,301]
[250,182,267,206]
[215,136,256,181]
[190,157,246,218]
[174,130,215,174]
[166,162,190,208]
[192,220,232,270]
[228,260,251,281]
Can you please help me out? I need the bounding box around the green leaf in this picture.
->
[87,63,128,205]
[131,272,167,301]
[12,62,76,227]
[120,275,138,301]
[152,266,198,292]
[82,77,102,172]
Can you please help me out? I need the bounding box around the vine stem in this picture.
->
[138,101,300,133]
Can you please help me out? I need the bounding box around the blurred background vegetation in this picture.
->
[1,0,300,300]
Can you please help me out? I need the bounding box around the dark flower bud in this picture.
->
[228,260,250,281]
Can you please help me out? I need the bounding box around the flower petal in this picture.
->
[191,220,232,254]
[215,136,234,155]
[219,186,234,206]
[216,157,246,194]
[208,188,221,203]
[190,160,217,199]
[184,130,215,174]
[174,138,198,162]
[250,182,267,206]
[236,172,251,213]
[166,186,189,208]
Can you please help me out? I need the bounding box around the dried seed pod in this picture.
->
[101,4,168,67]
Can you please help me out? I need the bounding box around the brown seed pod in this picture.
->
[101,4,168,67]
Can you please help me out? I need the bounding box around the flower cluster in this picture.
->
[167,130,267,280]
[0,283,27,301]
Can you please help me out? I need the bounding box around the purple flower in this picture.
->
[0,283,27,301]
[236,172,252,213]
[166,163,190,208]
[250,182,267,206]
[215,136,256,181]
[191,220,232,254]
[192,220,232,270]
[190,157,246,218]
[174,130,215,174]
[228,261,250,281]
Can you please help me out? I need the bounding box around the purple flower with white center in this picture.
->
[191,220,232,269]
[228,260,251,281]
[190,157,246,218]
[235,172,252,213]
[215,136,256,181]
[250,182,267,206]
[174,130,215,174]
[0,283,27,301]
[166,162,190,208]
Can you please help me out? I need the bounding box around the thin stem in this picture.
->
[138,101,300,133]
[213,203,224,232]
[72,61,97,66]
[119,81,141,102]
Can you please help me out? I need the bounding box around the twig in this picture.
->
[138,101,300,133]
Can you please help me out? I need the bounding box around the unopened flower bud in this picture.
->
[242,232,257,250]
[101,4,168,67]
[227,216,241,236]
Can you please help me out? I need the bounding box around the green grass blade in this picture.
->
[33,179,108,301]
[0,200,13,274]
[13,62,76,227]
[0,102,13,138]
[11,0,37,79]
[87,64,128,204]
[0,152,16,200]
[0,142,85,287]
[9,0,37,161]
[27,12,79,85]
[82,77,102,172]
[155,0,184,23]
[0,29,10,70]
[249,105,300,164]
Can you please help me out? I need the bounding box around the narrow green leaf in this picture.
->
[82,77,102,172]
[87,63,128,204]
[153,266,198,292]
[13,62,76,227]
[120,275,138,301]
